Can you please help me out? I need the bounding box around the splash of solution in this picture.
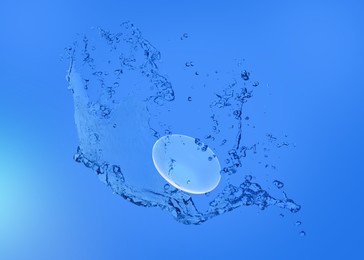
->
[66,21,300,225]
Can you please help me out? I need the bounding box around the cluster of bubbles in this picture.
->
[66,21,302,226]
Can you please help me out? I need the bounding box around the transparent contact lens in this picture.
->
[152,134,221,194]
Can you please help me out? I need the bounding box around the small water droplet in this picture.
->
[194,138,202,146]
[273,180,284,189]
[208,156,213,161]
[188,96,192,101]
[233,110,242,119]
[221,167,229,174]
[180,33,189,40]
[201,144,208,152]
[164,184,171,191]
[114,69,123,75]
[112,165,121,173]
[245,175,252,181]
[241,70,250,81]
[295,221,302,226]
[299,231,306,237]
[185,61,194,67]
[252,81,259,87]
[187,180,191,184]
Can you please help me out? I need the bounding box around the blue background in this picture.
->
[1,0,363,259]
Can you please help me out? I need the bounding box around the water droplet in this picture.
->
[194,138,202,146]
[164,184,171,191]
[201,144,208,152]
[73,152,82,163]
[180,33,189,40]
[241,70,250,81]
[187,180,191,184]
[245,175,253,181]
[113,165,121,173]
[273,180,284,189]
[188,96,192,101]
[204,134,213,140]
[185,61,194,67]
[114,69,123,76]
[295,221,302,226]
[299,231,306,237]
[252,81,259,87]
[221,167,229,174]
[233,110,242,119]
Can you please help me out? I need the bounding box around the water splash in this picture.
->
[66,21,301,225]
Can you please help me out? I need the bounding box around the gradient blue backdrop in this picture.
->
[1,0,363,259]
